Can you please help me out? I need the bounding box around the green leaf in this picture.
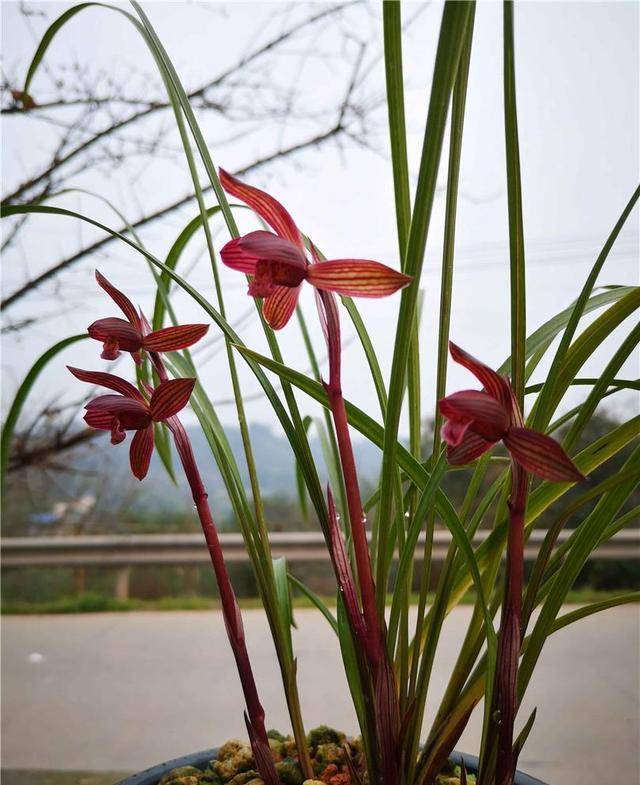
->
[447,415,640,609]
[231,342,459,517]
[498,286,636,378]
[342,298,388,414]
[153,422,176,484]
[521,467,640,628]
[388,454,447,648]
[562,321,640,450]
[1,333,88,494]
[535,504,640,610]
[336,596,375,774]
[152,207,224,331]
[3,201,333,539]
[513,707,537,765]
[376,1,475,611]
[551,592,640,634]
[23,3,97,95]
[544,381,637,434]
[164,354,264,566]
[273,557,295,660]
[535,286,640,425]
[407,20,475,758]
[287,574,337,634]
[295,417,313,522]
[530,184,639,430]
[519,444,640,697]
[503,0,526,410]
[383,1,411,257]
[525,376,639,395]
[130,2,238,237]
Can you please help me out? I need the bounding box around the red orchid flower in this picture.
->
[218,169,412,329]
[88,270,209,362]
[439,342,586,483]
[68,367,195,480]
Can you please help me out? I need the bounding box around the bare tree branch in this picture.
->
[2,122,347,309]
[2,2,355,205]
[7,428,99,473]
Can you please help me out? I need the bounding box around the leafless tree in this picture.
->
[1,1,398,521]
[1,1,384,314]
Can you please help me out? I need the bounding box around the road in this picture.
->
[2,606,638,784]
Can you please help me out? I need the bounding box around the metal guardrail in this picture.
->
[2,530,637,598]
[2,529,638,565]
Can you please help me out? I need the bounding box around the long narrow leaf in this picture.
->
[376,1,475,608]
[530,185,640,430]
[503,0,526,410]
[1,334,88,492]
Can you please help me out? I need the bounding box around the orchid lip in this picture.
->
[100,343,120,361]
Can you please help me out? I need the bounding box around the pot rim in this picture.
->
[114,747,548,785]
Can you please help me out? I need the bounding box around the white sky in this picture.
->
[2,0,638,434]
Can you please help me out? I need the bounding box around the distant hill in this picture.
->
[146,421,383,515]
[5,422,383,531]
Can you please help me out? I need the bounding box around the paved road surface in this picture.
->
[2,606,638,784]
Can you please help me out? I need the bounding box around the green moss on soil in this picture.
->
[155,727,474,785]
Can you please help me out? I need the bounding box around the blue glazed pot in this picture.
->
[115,748,547,785]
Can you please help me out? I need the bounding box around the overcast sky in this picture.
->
[2,0,638,435]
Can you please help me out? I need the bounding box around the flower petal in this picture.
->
[129,425,154,480]
[246,258,306,298]
[504,427,587,483]
[85,394,146,413]
[87,317,142,352]
[439,390,510,441]
[149,378,196,421]
[262,285,301,330]
[441,417,472,447]
[165,416,201,496]
[306,259,412,297]
[85,395,150,430]
[99,337,120,361]
[315,289,341,384]
[138,310,153,338]
[83,408,115,431]
[95,270,141,330]
[218,238,259,274]
[449,342,513,409]
[68,367,145,402]
[143,324,209,352]
[226,230,306,266]
[447,431,495,466]
[219,168,304,249]
[110,419,126,444]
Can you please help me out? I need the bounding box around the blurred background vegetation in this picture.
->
[3,409,637,611]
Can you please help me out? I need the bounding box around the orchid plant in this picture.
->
[2,2,639,785]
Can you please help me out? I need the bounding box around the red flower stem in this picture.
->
[177,418,269,744]
[494,462,528,785]
[314,285,382,662]
[158,395,270,751]
[325,379,381,663]
[148,351,169,382]
[148,352,271,741]
[324,340,400,785]
[145,355,279,781]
